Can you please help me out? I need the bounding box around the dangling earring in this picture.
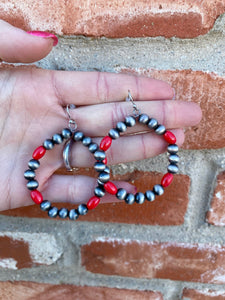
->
[97,90,179,205]
[24,104,112,220]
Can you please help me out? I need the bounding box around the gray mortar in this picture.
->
[1,14,225,300]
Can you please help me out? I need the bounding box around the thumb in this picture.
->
[0,20,58,63]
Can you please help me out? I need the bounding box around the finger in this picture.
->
[39,175,136,204]
[69,100,202,136]
[51,70,175,105]
[0,20,58,63]
[55,129,184,169]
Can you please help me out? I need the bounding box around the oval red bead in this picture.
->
[161,173,173,187]
[104,181,118,195]
[163,131,176,144]
[32,146,46,160]
[102,157,107,164]
[30,190,43,204]
[87,196,100,210]
[100,136,112,151]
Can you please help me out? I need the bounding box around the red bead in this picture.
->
[87,196,100,210]
[32,146,46,160]
[161,173,173,187]
[163,131,176,144]
[100,136,112,151]
[104,181,118,195]
[30,190,43,204]
[102,157,107,164]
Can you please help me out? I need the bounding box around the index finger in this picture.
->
[51,70,175,106]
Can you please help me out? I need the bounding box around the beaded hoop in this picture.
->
[96,112,179,205]
[24,127,115,220]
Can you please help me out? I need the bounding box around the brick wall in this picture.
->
[0,1,225,299]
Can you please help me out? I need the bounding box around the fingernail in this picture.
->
[27,31,58,46]
[172,88,176,100]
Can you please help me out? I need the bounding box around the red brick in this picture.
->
[0,281,163,300]
[1,170,190,226]
[120,69,225,150]
[0,236,33,269]
[0,233,62,269]
[182,288,225,299]
[206,171,225,226]
[82,240,225,284]
[0,1,224,38]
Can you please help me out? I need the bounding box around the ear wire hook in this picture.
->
[66,104,77,132]
[126,90,141,117]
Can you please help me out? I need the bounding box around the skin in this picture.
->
[0,20,202,211]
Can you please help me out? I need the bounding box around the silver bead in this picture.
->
[27,180,39,190]
[104,166,110,174]
[125,116,136,127]
[94,150,106,161]
[40,200,51,211]
[28,159,40,170]
[116,188,127,200]
[139,114,149,124]
[89,143,99,153]
[58,208,68,219]
[168,164,179,174]
[125,193,135,204]
[78,204,88,215]
[116,122,127,132]
[48,207,58,218]
[108,128,120,139]
[155,125,166,135]
[98,171,110,183]
[135,192,145,204]
[94,162,106,172]
[69,209,79,220]
[95,186,105,197]
[167,144,179,154]
[62,128,72,139]
[24,169,35,180]
[148,118,158,129]
[43,139,54,150]
[97,179,104,186]
[168,154,179,164]
[52,133,63,144]
[145,190,155,202]
[82,137,92,146]
[73,131,84,141]
[153,184,164,196]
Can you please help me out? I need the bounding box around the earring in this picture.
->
[96,91,179,205]
[24,104,113,220]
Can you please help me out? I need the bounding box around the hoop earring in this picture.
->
[96,91,179,205]
[24,104,112,220]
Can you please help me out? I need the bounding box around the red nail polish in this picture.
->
[27,31,58,46]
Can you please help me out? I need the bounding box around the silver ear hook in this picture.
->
[66,104,77,132]
[126,90,141,117]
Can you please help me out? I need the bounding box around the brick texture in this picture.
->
[82,240,225,284]
[0,0,224,38]
[206,171,225,226]
[0,232,62,269]
[0,281,163,300]
[182,288,225,299]
[120,69,225,150]
[1,170,190,226]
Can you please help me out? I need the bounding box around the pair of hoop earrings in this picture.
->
[24,92,179,220]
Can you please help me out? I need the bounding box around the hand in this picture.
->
[0,20,202,211]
